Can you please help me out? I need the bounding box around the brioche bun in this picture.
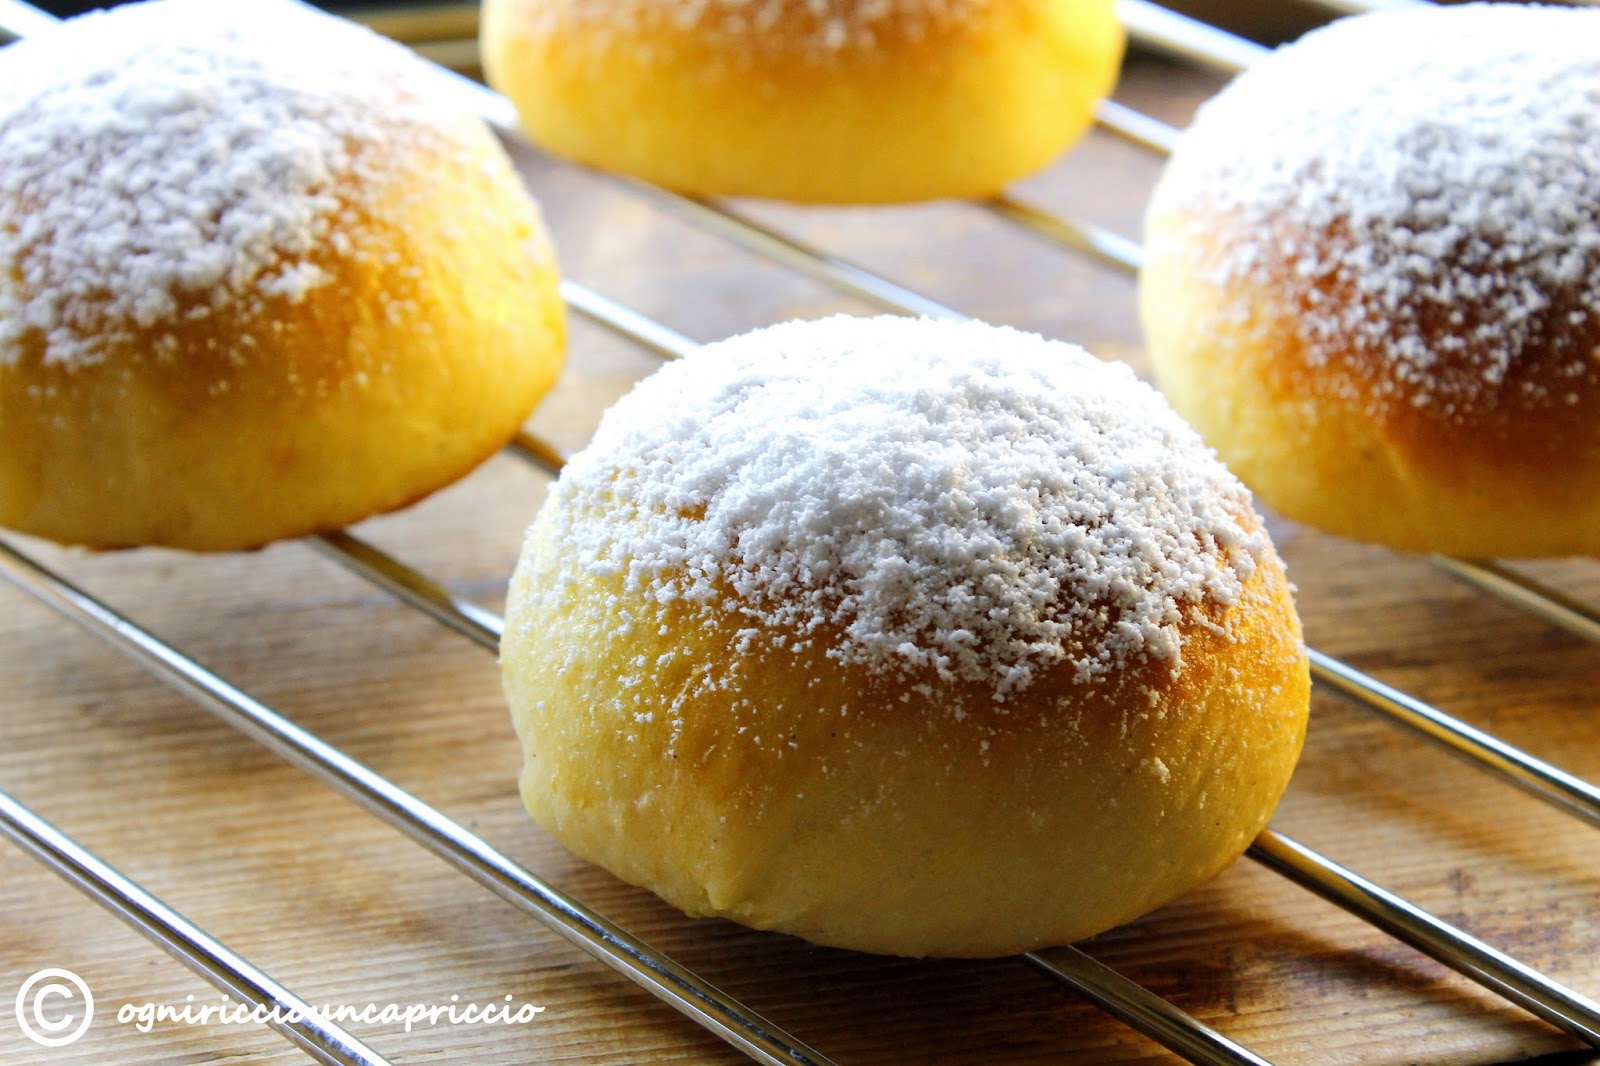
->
[0,0,566,551]
[1142,4,1600,557]
[480,0,1125,203]
[502,316,1308,957]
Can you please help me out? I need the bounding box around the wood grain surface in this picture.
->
[3,50,1600,1066]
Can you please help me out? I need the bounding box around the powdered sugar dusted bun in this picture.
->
[1142,4,1600,557]
[502,316,1308,957]
[0,0,565,551]
[480,0,1124,203]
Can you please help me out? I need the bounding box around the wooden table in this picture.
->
[3,53,1599,1066]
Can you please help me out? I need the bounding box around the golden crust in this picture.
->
[0,116,566,551]
[1141,202,1600,557]
[481,0,1124,203]
[502,501,1308,958]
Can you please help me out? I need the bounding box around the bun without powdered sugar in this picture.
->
[502,315,1309,958]
[480,0,1124,203]
[0,0,566,551]
[1142,4,1600,557]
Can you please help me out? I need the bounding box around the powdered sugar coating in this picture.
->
[523,0,992,64]
[0,0,473,368]
[550,316,1270,696]
[1154,4,1600,416]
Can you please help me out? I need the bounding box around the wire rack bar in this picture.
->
[1093,99,1181,155]
[1115,0,1267,72]
[1305,0,1429,14]
[984,202,1142,275]
[298,523,1600,1053]
[0,788,391,1066]
[0,539,834,1066]
[1025,947,1275,1066]
[1428,559,1600,647]
[509,431,567,479]
[1307,650,1600,829]
[310,532,503,651]
[980,194,1145,273]
[634,193,967,321]
[1249,829,1600,1047]
[560,279,701,362]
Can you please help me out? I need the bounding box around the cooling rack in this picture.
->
[2,1,1599,1063]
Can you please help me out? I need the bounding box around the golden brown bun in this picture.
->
[502,316,1309,958]
[0,0,566,551]
[1141,6,1600,558]
[1142,223,1600,558]
[480,0,1124,204]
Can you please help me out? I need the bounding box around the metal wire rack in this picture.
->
[1,1,1599,1063]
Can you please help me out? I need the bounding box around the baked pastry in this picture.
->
[1141,4,1600,557]
[480,0,1125,203]
[502,315,1309,958]
[0,0,566,551]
